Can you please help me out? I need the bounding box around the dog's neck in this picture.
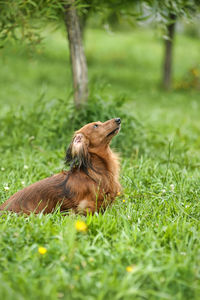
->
[68,144,120,184]
[68,145,121,195]
[89,146,120,179]
[86,146,121,196]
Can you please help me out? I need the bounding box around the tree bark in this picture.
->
[64,0,88,108]
[163,13,176,90]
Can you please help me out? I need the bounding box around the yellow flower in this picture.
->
[126,265,134,272]
[117,192,121,196]
[191,68,199,77]
[75,220,87,232]
[123,199,125,203]
[38,247,47,255]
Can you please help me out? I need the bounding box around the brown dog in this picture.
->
[0,118,121,214]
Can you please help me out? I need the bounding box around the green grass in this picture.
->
[0,26,200,300]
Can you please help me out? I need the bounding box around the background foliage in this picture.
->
[0,5,200,300]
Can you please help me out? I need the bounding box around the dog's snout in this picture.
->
[115,118,121,125]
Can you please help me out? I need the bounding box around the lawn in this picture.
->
[0,26,200,300]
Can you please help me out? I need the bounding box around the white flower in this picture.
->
[21,181,25,185]
[24,165,28,169]
[162,189,166,193]
[1,167,5,171]
[170,184,175,191]
[4,186,9,191]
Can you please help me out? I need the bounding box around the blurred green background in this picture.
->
[0,11,200,300]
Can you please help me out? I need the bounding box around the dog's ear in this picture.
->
[65,133,90,171]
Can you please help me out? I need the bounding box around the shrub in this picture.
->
[0,85,145,158]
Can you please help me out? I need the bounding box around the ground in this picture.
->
[0,26,200,300]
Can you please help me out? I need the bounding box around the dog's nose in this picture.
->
[115,118,121,125]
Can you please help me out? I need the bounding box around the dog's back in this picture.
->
[0,173,70,214]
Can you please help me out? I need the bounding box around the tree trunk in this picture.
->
[163,14,176,90]
[64,0,88,108]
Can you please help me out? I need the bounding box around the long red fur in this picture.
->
[0,118,121,214]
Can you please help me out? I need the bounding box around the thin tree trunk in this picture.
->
[163,13,176,90]
[64,0,88,108]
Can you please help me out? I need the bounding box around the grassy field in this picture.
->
[0,26,200,300]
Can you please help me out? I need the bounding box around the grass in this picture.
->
[0,25,200,300]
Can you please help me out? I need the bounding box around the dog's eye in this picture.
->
[93,124,98,128]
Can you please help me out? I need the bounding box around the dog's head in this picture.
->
[66,118,121,170]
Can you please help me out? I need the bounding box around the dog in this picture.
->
[0,118,121,215]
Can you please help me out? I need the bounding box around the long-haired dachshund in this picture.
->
[0,118,121,215]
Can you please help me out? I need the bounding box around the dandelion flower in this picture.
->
[117,192,121,196]
[38,247,47,255]
[75,220,87,232]
[123,199,126,203]
[4,186,9,191]
[126,265,134,272]
[191,68,199,77]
